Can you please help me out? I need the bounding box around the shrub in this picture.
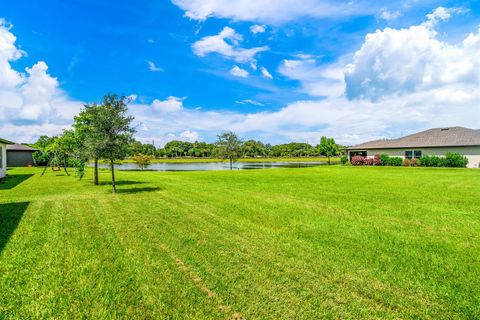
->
[379,154,390,166]
[419,155,443,167]
[351,155,366,166]
[365,158,374,166]
[340,155,349,165]
[419,155,430,167]
[403,158,418,167]
[444,152,468,168]
[388,157,403,166]
[420,153,468,168]
[373,154,382,166]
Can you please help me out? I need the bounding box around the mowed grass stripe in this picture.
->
[95,197,228,319]
[1,167,479,318]
[108,174,424,318]
[0,201,65,318]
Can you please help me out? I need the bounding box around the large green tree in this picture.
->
[93,94,135,192]
[318,136,340,165]
[215,132,243,170]
[73,103,104,185]
[243,140,267,157]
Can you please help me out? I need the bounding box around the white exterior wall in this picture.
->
[349,146,480,168]
[0,142,6,178]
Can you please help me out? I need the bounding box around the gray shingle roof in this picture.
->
[6,144,38,151]
[348,127,480,150]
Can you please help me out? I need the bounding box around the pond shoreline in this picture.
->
[117,157,340,164]
[93,161,338,171]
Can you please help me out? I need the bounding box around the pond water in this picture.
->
[96,161,329,171]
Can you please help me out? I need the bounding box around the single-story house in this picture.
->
[0,138,14,179]
[7,144,38,167]
[347,127,480,168]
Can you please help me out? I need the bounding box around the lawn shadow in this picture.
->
[99,180,146,186]
[116,187,162,194]
[0,202,29,254]
[0,174,34,190]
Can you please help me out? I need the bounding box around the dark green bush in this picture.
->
[419,155,442,167]
[388,157,403,166]
[420,153,468,168]
[340,155,349,165]
[380,154,390,166]
[444,152,468,168]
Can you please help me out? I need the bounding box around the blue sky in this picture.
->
[1,1,480,145]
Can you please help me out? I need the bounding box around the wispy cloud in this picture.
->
[235,99,264,106]
[261,67,273,79]
[146,60,164,72]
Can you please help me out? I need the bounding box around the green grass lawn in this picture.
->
[1,166,479,319]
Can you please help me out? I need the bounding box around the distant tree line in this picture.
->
[33,136,342,162]
[33,135,342,159]
[110,138,341,159]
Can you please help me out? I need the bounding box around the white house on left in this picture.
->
[0,138,14,179]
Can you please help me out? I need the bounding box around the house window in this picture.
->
[405,150,422,159]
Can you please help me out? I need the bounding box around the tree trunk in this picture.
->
[328,156,331,165]
[110,160,117,193]
[41,159,51,177]
[94,158,99,185]
[230,158,233,170]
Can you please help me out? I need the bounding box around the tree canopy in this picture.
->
[318,136,340,164]
[215,132,243,170]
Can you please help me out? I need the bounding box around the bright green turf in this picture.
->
[1,166,479,319]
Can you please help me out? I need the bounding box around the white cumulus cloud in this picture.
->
[192,27,268,63]
[345,7,478,101]
[0,19,82,142]
[250,24,266,34]
[230,66,249,78]
[151,96,184,113]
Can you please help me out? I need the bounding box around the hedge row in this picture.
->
[342,152,468,168]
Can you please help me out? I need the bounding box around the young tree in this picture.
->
[318,136,340,165]
[56,130,87,178]
[74,103,104,185]
[32,135,56,166]
[215,132,243,170]
[132,154,152,170]
[93,94,135,192]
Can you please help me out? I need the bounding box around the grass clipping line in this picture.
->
[141,222,244,319]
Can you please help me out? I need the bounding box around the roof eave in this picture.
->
[347,144,480,150]
[0,138,15,144]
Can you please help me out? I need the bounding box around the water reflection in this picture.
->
[96,161,329,171]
